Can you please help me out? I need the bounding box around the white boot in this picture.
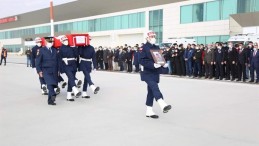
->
[157,99,171,113]
[67,92,74,101]
[146,106,159,119]
[76,80,82,88]
[72,86,81,98]
[90,85,100,94]
[42,84,47,92]
[54,87,60,95]
[82,91,90,98]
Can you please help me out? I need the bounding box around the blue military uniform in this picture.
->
[31,45,47,94]
[78,45,99,95]
[59,44,79,93]
[36,46,59,105]
[139,42,167,107]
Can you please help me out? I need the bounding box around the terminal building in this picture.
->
[0,0,259,52]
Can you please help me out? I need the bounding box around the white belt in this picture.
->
[62,58,76,65]
[80,57,92,63]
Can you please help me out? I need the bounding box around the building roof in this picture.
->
[0,0,186,30]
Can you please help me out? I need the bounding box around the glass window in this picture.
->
[222,0,237,19]
[114,16,121,30]
[255,0,259,11]
[196,36,206,44]
[206,36,220,44]
[180,5,193,24]
[205,1,220,21]
[220,35,230,42]
[140,12,145,27]
[237,0,252,13]
[121,15,129,29]
[193,3,204,22]
[88,20,95,32]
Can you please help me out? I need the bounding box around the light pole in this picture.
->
[50,0,54,36]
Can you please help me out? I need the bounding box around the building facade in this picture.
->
[0,0,259,52]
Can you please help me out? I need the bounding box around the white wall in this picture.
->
[163,0,230,40]
[243,27,259,34]
[0,38,22,45]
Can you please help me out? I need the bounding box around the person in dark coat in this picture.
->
[0,47,7,66]
[126,46,134,73]
[113,47,120,71]
[133,46,140,72]
[103,47,109,70]
[184,44,194,77]
[25,47,32,67]
[118,46,126,71]
[139,30,171,119]
[249,43,259,83]
[107,47,114,71]
[96,46,104,70]
[225,43,238,81]
[178,44,186,76]
[203,44,215,79]
[237,43,248,82]
[36,37,60,105]
[214,43,224,80]
[78,42,100,98]
[193,45,202,77]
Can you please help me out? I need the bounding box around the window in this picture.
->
[205,1,220,21]
[192,3,204,22]
[237,0,252,13]
[222,0,237,19]
[180,5,192,24]
[255,0,259,11]
[149,9,163,44]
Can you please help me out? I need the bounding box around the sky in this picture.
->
[0,0,77,18]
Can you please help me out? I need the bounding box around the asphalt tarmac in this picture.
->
[0,55,258,146]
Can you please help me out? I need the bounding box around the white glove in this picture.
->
[154,63,161,68]
[62,58,68,65]
[92,69,97,73]
[34,68,37,74]
[163,63,168,68]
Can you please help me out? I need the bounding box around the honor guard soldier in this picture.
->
[36,36,60,105]
[31,37,48,95]
[59,35,81,101]
[78,37,100,98]
[139,30,171,119]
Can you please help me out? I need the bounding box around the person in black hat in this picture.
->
[36,36,60,105]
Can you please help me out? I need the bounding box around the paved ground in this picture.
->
[0,55,259,146]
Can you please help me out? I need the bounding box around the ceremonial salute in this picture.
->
[78,38,100,98]
[31,37,48,95]
[59,35,81,101]
[139,30,171,119]
[36,37,60,105]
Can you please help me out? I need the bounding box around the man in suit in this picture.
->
[214,43,224,80]
[237,43,248,82]
[249,43,259,83]
[36,36,60,105]
[203,44,215,79]
[139,30,171,119]
[225,43,238,81]
[78,39,100,99]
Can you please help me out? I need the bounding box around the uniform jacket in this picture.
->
[139,42,167,82]
[250,49,259,66]
[36,46,59,85]
[59,44,79,73]
[78,45,97,72]
[31,45,42,68]
[238,48,248,64]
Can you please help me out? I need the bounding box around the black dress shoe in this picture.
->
[94,87,100,94]
[163,105,172,113]
[48,102,56,105]
[76,80,82,88]
[42,86,47,92]
[71,93,75,96]
[249,80,254,83]
[62,82,67,88]
[82,96,90,98]
[146,115,159,119]
[51,96,56,102]
[55,87,60,95]
[67,99,75,101]
[75,92,82,98]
